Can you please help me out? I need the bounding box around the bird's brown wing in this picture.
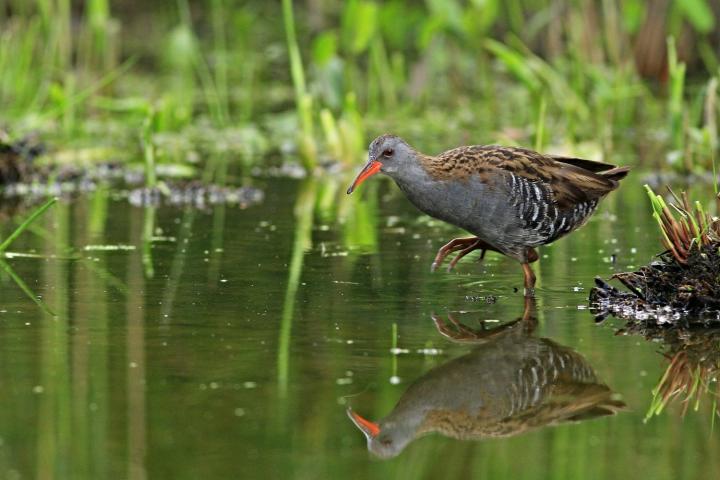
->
[509,382,626,430]
[548,155,618,173]
[427,145,625,211]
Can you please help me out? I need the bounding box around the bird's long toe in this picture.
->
[431,237,479,272]
[446,241,482,272]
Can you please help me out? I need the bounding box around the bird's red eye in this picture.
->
[383,148,393,157]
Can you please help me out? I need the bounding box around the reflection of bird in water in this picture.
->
[348,299,625,459]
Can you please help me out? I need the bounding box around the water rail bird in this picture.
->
[347,135,630,293]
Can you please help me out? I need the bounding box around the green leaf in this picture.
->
[312,31,338,66]
[484,39,541,93]
[677,0,715,33]
[342,0,378,54]
[166,24,199,70]
[427,0,464,32]
[465,0,499,33]
[621,0,646,33]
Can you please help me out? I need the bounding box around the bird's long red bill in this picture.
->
[346,408,380,438]
[346,160,382,194]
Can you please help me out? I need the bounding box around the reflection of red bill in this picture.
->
[346,160,383,194]
[346,408,380,438]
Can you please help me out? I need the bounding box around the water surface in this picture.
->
[0,176,717,479]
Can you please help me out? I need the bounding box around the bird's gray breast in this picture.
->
[393,173,537,253]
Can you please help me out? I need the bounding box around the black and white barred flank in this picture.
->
[508,174,600,246]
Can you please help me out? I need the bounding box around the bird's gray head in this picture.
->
[347,134,415,194]
[347,408,415,459]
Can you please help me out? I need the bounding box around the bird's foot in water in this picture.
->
[431,312,488,342]
[521,262,536,297]
[431,304,537,344]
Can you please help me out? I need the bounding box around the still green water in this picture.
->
[0,176,717,479]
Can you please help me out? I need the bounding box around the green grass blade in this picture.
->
[534,94,546,151]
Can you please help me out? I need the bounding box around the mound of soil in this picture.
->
[590,243,720,325]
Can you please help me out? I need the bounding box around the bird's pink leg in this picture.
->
[432,237,500,272]
[446,240,483,272]
[431,237,479,272]
[431,298,538,344]
[521,262,536,296]
[520,247,539,296]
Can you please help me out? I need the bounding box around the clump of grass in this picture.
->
[644,185,720,264]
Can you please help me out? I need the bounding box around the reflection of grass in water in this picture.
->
[142,206,155,279]
[161,209,196,321]
[37,199,71,478]
[646,351,720,422]
[277,175,381,401]
[0,197,59,315]
[0,197,57,254]
[0,259,56,316]
[639,328,720,424]
[1,195,128,305]
[278,178,317,398]
[337,177,379,253]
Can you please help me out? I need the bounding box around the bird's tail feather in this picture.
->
[600,166,631,182]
